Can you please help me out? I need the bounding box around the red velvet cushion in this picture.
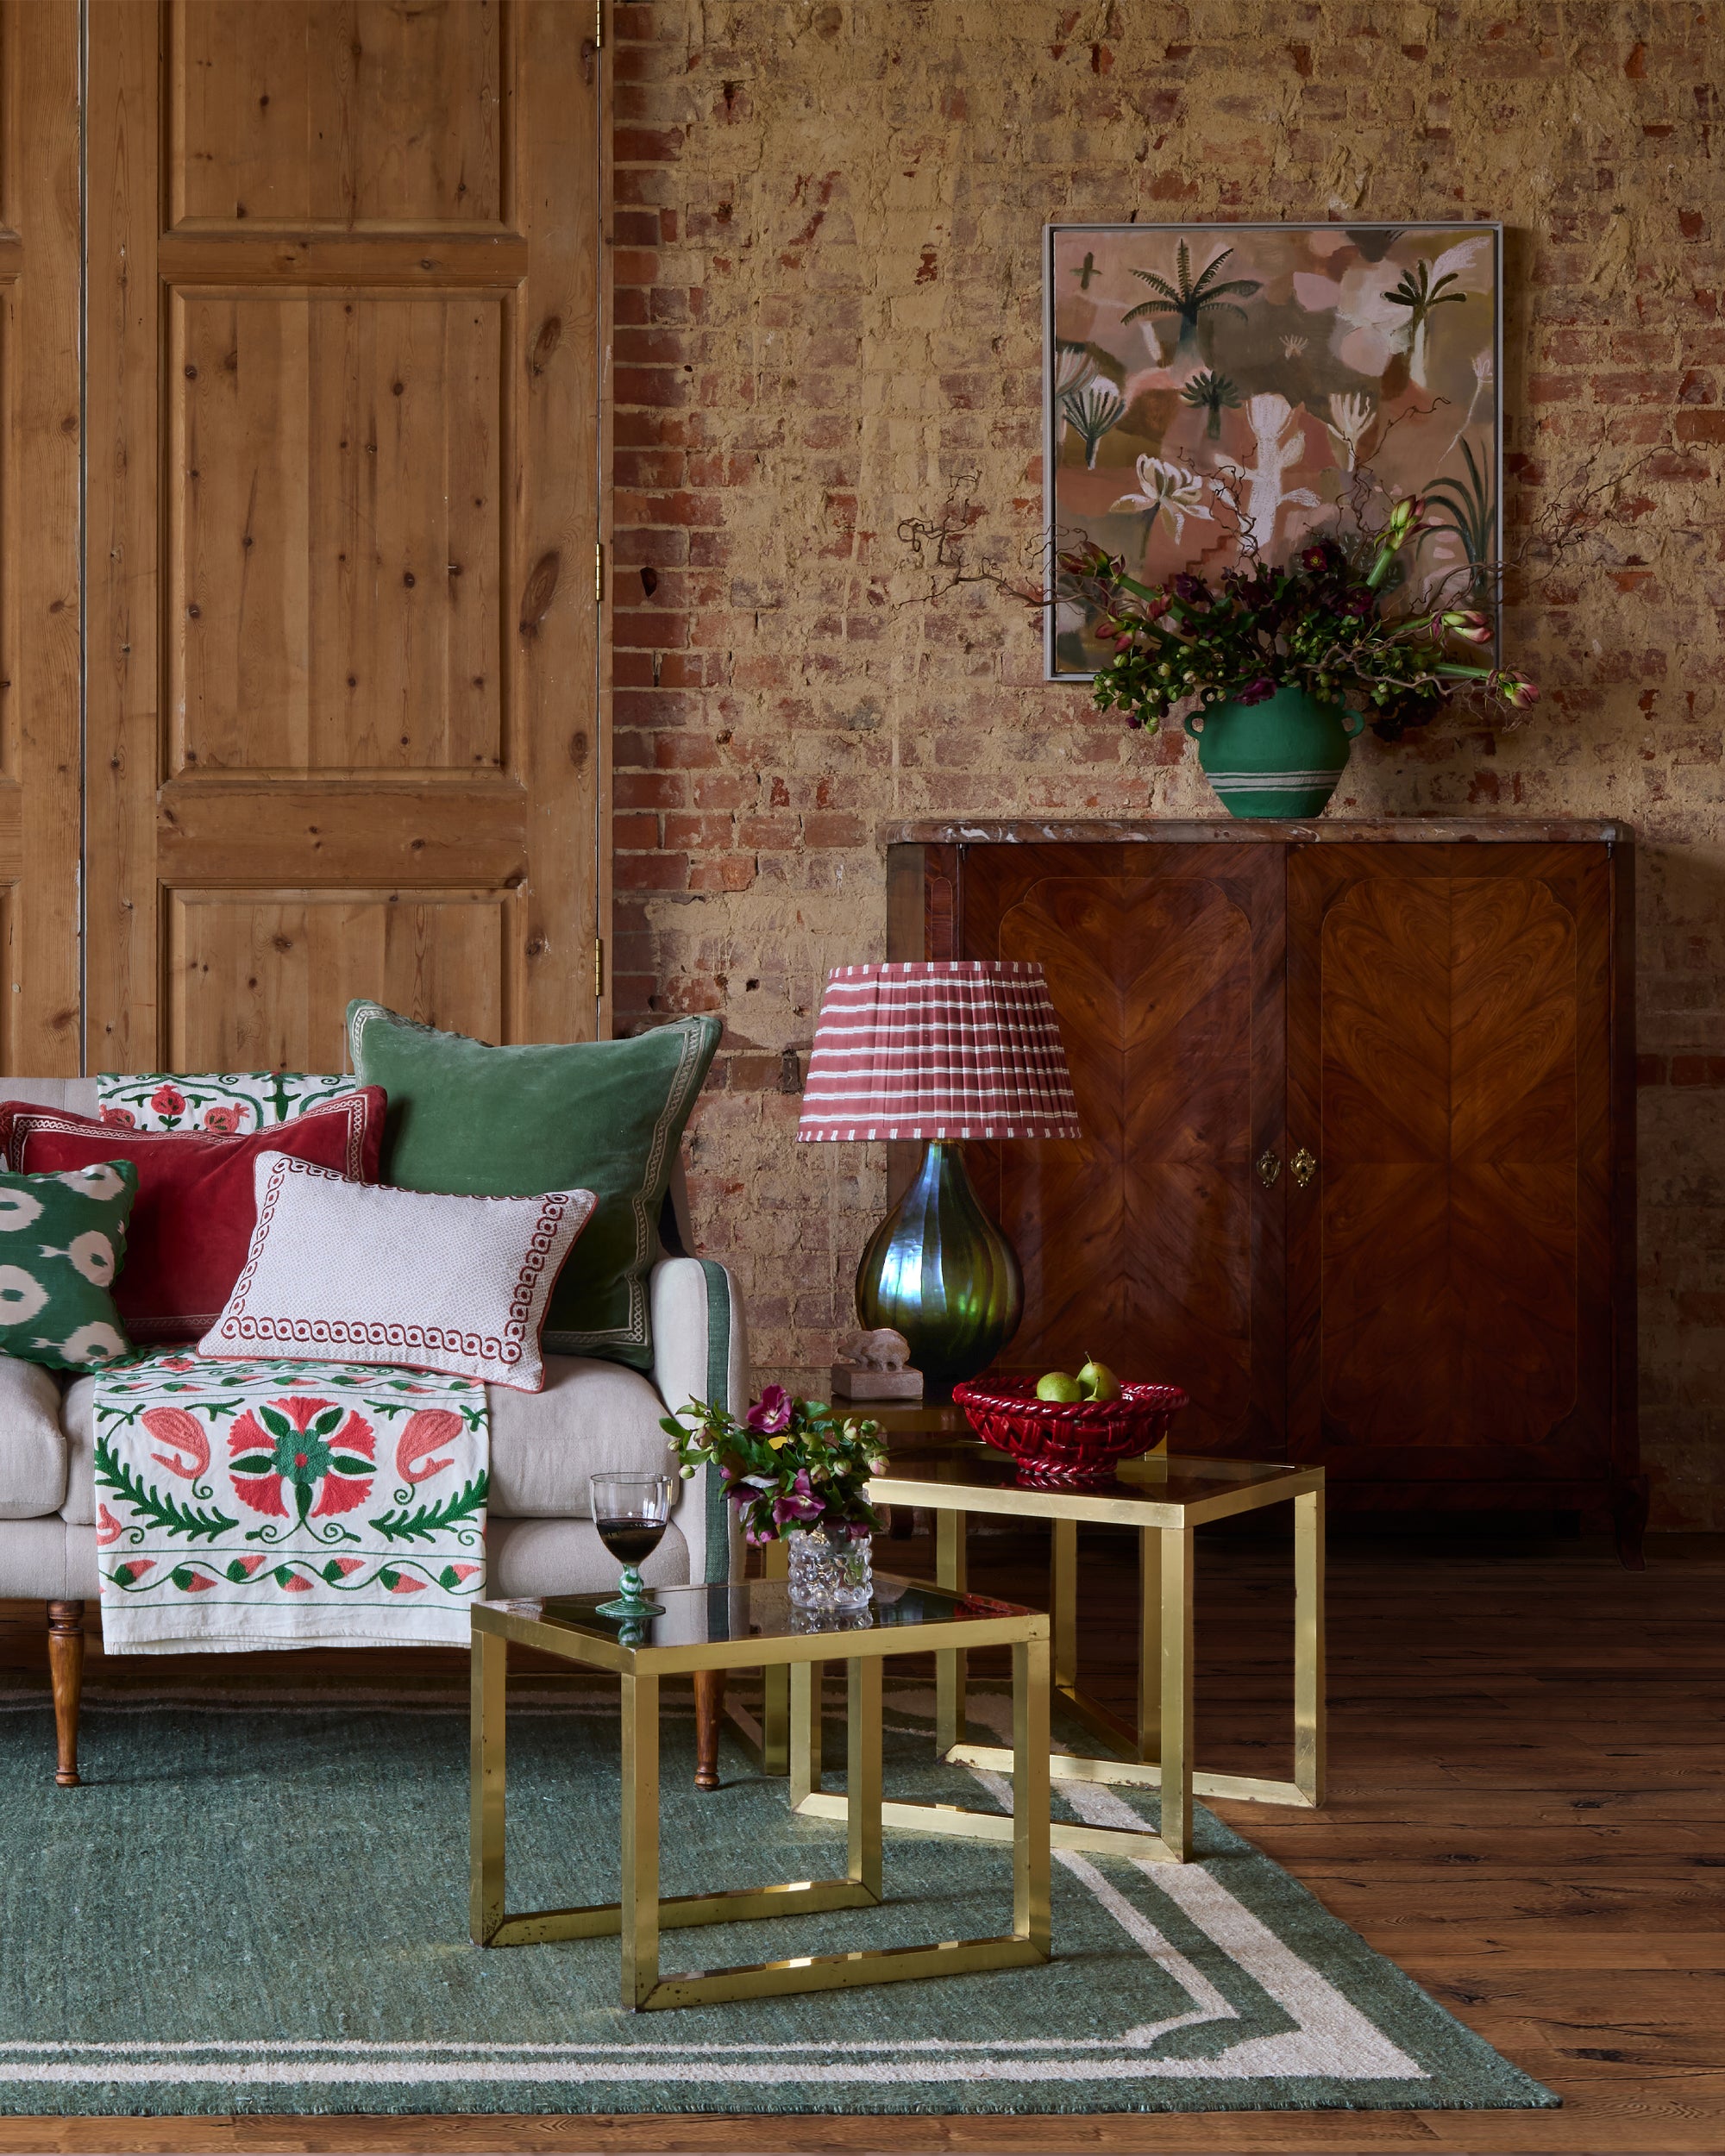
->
[0,1091,385,1341]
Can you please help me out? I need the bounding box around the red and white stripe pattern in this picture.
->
[796,961,1081,1143]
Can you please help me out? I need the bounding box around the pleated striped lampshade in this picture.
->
[796,960,1081,1143]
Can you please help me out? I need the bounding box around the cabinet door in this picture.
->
[959,843,1285,1456]
[85,0,602,1069]
[1286,843,1614,1491]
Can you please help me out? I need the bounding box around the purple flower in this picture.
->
[1235,675,1277,706]
[772,1469,824,1528]
[1170,572,1210,606]
[746,1384,793,1435]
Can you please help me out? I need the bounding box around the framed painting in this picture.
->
[1044,221,1502,679]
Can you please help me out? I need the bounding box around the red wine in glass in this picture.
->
[591,1472,672,1617]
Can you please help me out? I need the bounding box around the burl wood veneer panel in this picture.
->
[165,887,515,1069]
[961,843,1286,1454]
[1288,843,1612,1483]
[169,291,505,775]
[169,0,511,231]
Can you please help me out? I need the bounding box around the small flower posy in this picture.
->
[1063,494,1538,745]
[662,1386,885,1549]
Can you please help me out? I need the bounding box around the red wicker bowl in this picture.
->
[951,1376,1189,1487]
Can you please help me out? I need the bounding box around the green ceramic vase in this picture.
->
[1183,684,1364,819]
[855,1140,1023,1400]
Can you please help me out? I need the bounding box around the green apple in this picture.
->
[1076,1356,1121,1403]
[1035,1369,1083,1402]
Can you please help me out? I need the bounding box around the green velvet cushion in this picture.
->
[346,1003,720,1371]
[0,1158,139,1371]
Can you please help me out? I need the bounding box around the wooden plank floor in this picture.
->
[0,1522,1721,2153]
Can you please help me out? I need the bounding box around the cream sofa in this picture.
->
[0,1078,748,1786]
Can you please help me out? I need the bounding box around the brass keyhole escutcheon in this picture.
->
[1256,1150,1282,1189]
[1292,1147,1319,1189]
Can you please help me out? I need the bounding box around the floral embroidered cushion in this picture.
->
[0,1091,385,1343]
[199,1155,597,1392]
[96,1072,360,1135]
[0,1160,140,1372]
[347,1000,720,1373]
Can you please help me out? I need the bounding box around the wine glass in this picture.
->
[591,1471,673,1619]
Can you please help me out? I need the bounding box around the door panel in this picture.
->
[169,0,511,231]
[87,0,599,1069]
[1287,843,1610,1482]
[0,4,80,1069]
[959,843,1285,1456]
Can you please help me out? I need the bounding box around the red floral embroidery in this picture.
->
[396,1408,462,1487]
[98,1106,136,1128]
[202,1105,243,1133]
[141,1406,210,1482]
[228,1397,375,1524]
[149,1084,185,1116]
[96,1503,124,1546]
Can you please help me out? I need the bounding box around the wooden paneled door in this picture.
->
[1285,843,1624,1514]
[85,0,603,1069]
[0,4,80,1071]
[954,842,1286,1457]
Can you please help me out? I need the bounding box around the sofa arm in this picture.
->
[652,1257,750,1586]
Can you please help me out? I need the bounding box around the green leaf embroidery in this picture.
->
[310,1406,346,1438]
[93,1432,237,1544]
[370,1472,488,1544]
[229,1452,275,1476]
[258,1404,294,1441]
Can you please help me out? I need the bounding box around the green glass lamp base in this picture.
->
[856,1140,1023,1398]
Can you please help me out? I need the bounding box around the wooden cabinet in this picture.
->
[887,822,1640,1554]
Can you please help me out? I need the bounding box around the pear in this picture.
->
[1076,1356,1121,1404]
[1036,1369,1083,1403]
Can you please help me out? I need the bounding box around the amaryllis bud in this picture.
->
[1498,671,1539,711]
[1440,610,1494,645]
[1387,494,1425,535]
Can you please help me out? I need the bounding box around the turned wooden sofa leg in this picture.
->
[693,1668,724,1790]
[47,1601,85,1789]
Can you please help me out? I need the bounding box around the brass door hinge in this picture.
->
[595,541,605,603]
[594,0,604,46]
[594,937,605,1000]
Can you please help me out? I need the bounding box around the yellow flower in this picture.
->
[768,1432,791,1450]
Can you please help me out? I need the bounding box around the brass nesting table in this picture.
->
[470,1576,1051,2010]
[839,1444,1327,1866]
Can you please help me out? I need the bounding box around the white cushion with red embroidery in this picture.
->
[198,1155,596,1392]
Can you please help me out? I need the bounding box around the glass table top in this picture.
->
[477,1574,1034,1651]
[869,1442,1308,1510]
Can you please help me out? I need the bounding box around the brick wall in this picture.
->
[608,1,1725,1526]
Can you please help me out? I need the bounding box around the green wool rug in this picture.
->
[0,1671,1555,2117]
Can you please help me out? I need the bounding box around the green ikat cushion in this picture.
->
[0,1158,139,1371]
[347,1002,720,1372]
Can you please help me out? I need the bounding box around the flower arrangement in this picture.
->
[662,1384,885,1547]
[1063,494,1538,743]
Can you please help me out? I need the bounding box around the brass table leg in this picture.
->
[620,1670,662,2009]
[1014,1636,1052,1956]
[1137,1525,1162,1764]
[934,1505,968,1754]
[1295,1487,1327,1806]
[847,1658,883,1896]
[788,1658,824,1808]
[469,1624,507,1946]
[1051,1519,1077,1692]
[759,1538,791,1773]
[1158,1524,1195,1863]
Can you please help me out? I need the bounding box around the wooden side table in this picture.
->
[470,1576,1051,2009]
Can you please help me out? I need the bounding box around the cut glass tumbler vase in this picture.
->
[786,1528,874,1614]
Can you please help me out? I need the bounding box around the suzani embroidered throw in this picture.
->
[93,1349,488,1651]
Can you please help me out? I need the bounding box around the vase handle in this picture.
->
[1341,710,1366,737]
[1182,711,1205,739]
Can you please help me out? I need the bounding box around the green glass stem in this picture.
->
[856,1139,1024,1398]
[596,1564,664,1620]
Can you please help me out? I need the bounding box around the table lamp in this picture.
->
[796,960,1081,1397]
